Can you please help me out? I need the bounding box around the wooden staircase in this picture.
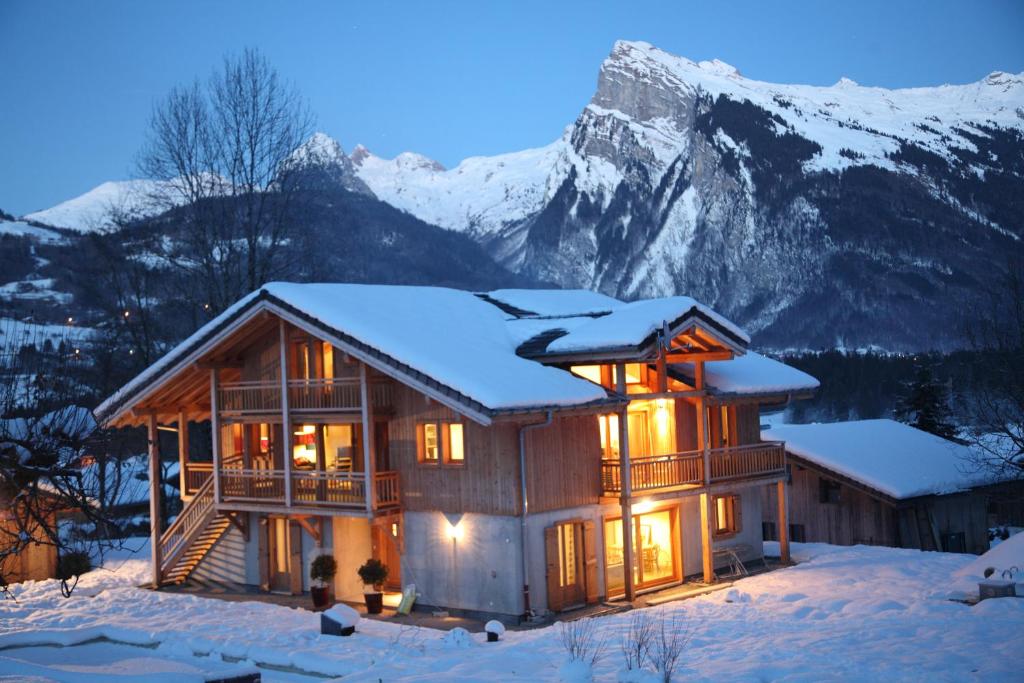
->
[158,477,231,585]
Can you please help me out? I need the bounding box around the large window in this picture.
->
[713,494,741,538]
[417,421,466,466]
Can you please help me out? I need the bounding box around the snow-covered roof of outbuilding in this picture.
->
[763,419,994,500]
[96,283,618,425]
[673,352,820,397]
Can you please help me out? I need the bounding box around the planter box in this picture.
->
[320,614,355,637]
[978,579,1016,600]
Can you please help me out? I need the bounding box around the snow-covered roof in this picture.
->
[673,352,819,397]
[484,289,621,317]
[544,296,749,355]
[96,283,617,424]
[763,419,995,499]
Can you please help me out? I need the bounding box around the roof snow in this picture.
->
[674,351,819,396]
[485,289,622,318]
[545,296,749,354]
[763,419,994,499]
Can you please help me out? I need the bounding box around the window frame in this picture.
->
[818,478,841,504]
[712,493,741,539]
[416,419,467,466]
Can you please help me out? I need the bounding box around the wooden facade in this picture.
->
[762,455,1024,555]
[0,499,58,584]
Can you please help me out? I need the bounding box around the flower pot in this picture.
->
[487,632,499,642]
[364,591,384,614]
[311,586,331,609]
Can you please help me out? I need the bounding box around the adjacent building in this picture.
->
[761,419,1023,555]
[94,283,818,620]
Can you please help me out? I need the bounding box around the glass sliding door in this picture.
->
[604,505,681,597]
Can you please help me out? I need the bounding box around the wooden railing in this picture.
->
[159,476,216,579]
[709,441,786,482]
[216,467,400,509]
[183,462,213,496]
[219,467,286,502]
[602,451,704,494]
[217,378,393,414]
[374,471,400,507]
[601,441,786,495]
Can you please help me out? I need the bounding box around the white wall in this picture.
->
[331,516,372,602]
[401,510,524,617]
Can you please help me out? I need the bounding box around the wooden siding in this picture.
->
[761,462,900,547]
[388,381,522,515]
[734,404,761,445]
[524,415,602,514]
[0,511,58,583]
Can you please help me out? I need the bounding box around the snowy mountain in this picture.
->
[19,40,1024,350]
[23,179,182,233]
[353,40,1024,350]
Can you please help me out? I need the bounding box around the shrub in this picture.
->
[310,554,337,587]
[357,558,388,591]
[56,550,92,598]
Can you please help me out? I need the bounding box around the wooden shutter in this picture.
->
[583,521,598,604]
[288,521,303,595]
[544,525,562,612]
[676,402,698,451]
[257,516,270,591]
[733,495,743,534]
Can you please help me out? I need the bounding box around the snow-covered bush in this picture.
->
[558,617,607,681]
[441,626,474,649]
[620,610,654,673]
[650,612,692,683]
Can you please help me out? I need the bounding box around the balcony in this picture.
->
[215,465,400,510]
[217,378,394,416]
[601,441,786,495]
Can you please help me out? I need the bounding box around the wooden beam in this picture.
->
[279,320,293,508]
[177,411,188,500]
[664,351,734,363]
[293,515,322,545]
[777,480,791,564]
[210,368,222,505]
[656,350,668,393]
[225,511,249,542]
[147,414,162,588]
[615,361,636,602]
[360,363,376,513]
[699,491,715,584]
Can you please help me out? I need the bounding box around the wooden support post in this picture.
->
[177,410,188,498]
[777,479,791,564]
[360,363,376,513]
[695,360,715,583]
[615,363,636,602]
[656,348,668,393]
[210,368,222,505]
[279,320,293,508]
[699,491,715,584]
[147,414,162,588]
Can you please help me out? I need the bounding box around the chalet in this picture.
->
[760,419,1024,555]
[94,283,818,619]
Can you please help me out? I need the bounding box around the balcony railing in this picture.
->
[216,466,400,510]
[183,462,213,496]
[601,441,786,495]
[217,378,393,414]
[709,441,786,482]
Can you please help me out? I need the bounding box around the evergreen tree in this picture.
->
[895,363,959,440]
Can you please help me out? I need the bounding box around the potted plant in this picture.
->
[310,554,337,609]
[357,558,388,614]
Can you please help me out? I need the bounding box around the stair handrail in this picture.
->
[159,476,216,577]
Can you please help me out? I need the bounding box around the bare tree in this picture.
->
[137,47,315,313]
[963,260,1024,480]
[620,609,655,672]
[0,324,139,596]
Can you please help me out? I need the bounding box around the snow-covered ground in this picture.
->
[1,541,1020,682]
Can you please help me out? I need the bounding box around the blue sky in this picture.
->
[1,0,1022,216]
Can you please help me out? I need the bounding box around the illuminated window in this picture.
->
[418,421,466,465]
[719,405,731,447]
[421,423,440,463]
[598,414,620,458]
[612,363,647,387]
[713,495,740,538]
[447,423,465,463]
[322,342,334,380]
[570,365,603,384]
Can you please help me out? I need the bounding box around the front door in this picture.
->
[372,523,402,591]
[545,521,598,612]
